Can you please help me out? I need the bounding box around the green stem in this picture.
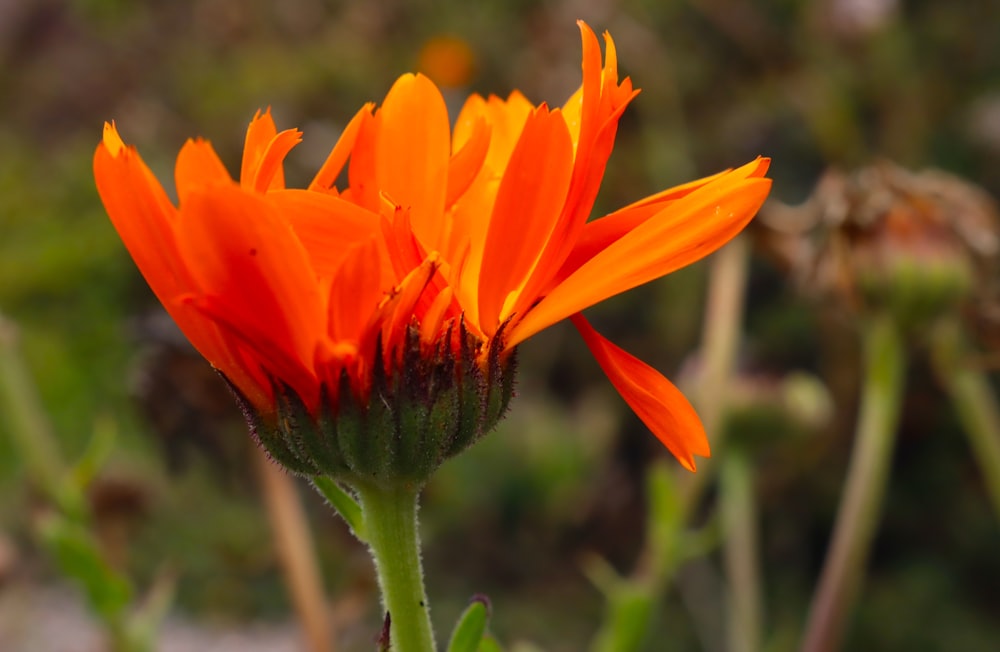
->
[721,450,762,652]
[930,319,1000,523]
[354,481,436,652]
[800,314,906,652]
[680,235,750,515]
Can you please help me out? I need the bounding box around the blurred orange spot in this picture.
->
[418,35,476,89]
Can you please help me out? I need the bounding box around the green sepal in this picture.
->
[226,321,517,487]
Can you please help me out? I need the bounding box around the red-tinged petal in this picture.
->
[477,106,574,333]
[372,254,442,357]
[185,293,320,411]
[175,138,232,203]
[266,189,380,276]
[175,185,325,402]
[327,236,385,342]
[309,104,373,191]
[509,161,772,346]
[379,207,456,321]
[380,206,427,281]
[375,73,451,252]
[420,285,454,345]
[571,314,709,471]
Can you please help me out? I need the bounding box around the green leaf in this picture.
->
[447,599,490,652]
[311,476,365,539]
[477,634,504,652]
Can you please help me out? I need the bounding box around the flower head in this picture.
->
[95,22,771,481]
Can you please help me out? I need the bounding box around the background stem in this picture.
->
[0,314,70,509]
[721,449,763,652]
[930,319,1000,523]
[680,236,751,508]
[254,450,333,652]
[800,314,906,652]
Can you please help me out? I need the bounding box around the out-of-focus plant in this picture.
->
[758,161,1000,652]
[0,313,172,652]
[583,233,833,652]
[584,458,713,652]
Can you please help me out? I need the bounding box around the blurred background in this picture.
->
[1,0,1000,650]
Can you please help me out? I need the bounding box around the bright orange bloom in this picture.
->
[95,22,770,476]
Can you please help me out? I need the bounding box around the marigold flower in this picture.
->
[95,21,771,480]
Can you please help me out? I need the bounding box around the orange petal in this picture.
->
[95,124,270,408]
[175,138,232,203]
[251,128,302,192]
[175,185,324,402]
[186,292,319,411]
[477,106,574,333]
[309,104,374,191]
[375,73,451,252]
[509,25,639,322]
[327,236,385,342]
[237,108,302,192]
[455,91,535,175]
[572,21,604,156]
[370,254,442,359]
[241,109,278,185]
[509,160,771,346]
[346,109,383,211]
[553,167,741,284]
[94,125,186,301]
[419,285,455,345]
[446,116,491,209]
[266,189,381,276]
[571,314,709,471]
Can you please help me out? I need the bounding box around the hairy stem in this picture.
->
[354,481,436,652]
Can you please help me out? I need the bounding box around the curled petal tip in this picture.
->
[102,121,125,156]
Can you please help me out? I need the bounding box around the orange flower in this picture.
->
[95,21,770,478]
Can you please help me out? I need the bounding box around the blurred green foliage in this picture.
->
[2,0,1000,650]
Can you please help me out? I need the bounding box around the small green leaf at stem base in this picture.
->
[447,596,492,652]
